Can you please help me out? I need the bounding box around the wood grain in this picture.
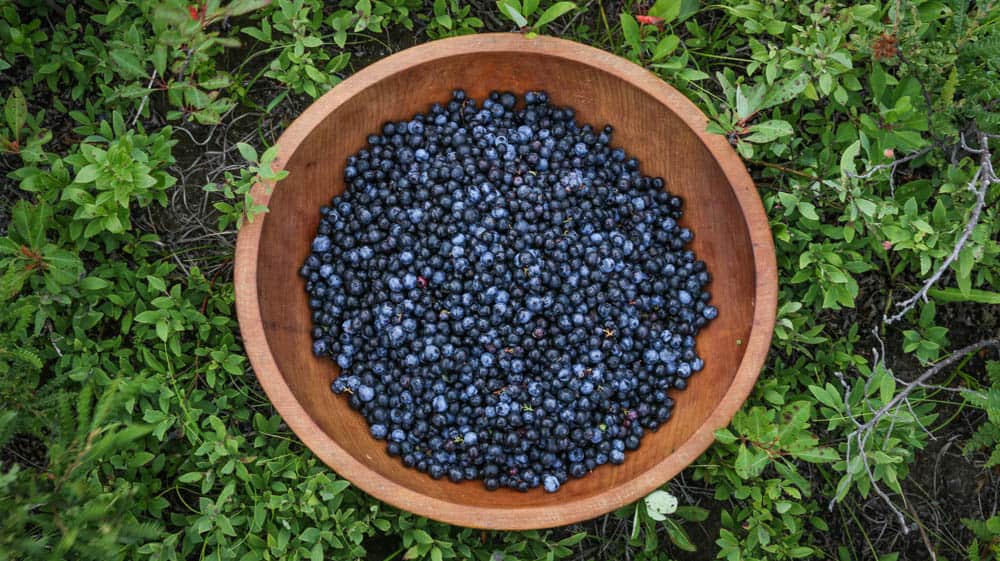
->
[234,33,777,529]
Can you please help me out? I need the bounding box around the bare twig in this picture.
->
[861,338,1000,430]
[832,370,909,532]
[885,132,997,324]
[831,338,1000,533]
[131,70,158,128]
[846,145,933,185]
[902,493,937,561]
[748,159,822,181]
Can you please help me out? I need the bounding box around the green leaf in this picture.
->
[410,529,433,545]
[791,446,839,463]
[497,0,528,27]
[80,276,111,290]
[762,73,810,109]
[620,13,640,51]
[735,86,751,119]
[557,532,587,546]
[714,427,737,444]
[5,86,26,137]
[840,139,861,177]
[797,201,819,220]
[237,142,258,163]
[651,35,680,61]
[74,163,99,184]
[228,0,272,16]
[664,518,696,552]
[129,451,156,467]
[734,444,769,478]
[43,248,83,285]
[147,275,167,293]
[522,0,539,17]
[153,44,167,76]
[744,120,793,143]
[134,310,161,324]
[11,200,47,250]
[110,49,147,79]
[674,505,709,522]
[928,287,1000,304]
[179,471,203,483]
[155,320,169,342]
[534,1,576,29]
[649,0,681,23]
[0,266,32,301]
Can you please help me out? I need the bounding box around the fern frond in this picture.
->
[964,33,1000,59]
[951,0,970,37]
[967,537,981,561]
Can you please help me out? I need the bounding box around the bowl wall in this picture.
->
[236,34,775,529]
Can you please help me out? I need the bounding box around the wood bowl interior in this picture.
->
[237,34,775,529]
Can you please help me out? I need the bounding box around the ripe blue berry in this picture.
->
[307,89,718,492]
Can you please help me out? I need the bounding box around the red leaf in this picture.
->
[188,5,200,20]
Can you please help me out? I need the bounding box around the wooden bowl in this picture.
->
[235,34,776,530]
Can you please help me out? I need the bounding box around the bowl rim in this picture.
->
[235,33,777,530]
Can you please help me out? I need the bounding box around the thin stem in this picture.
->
[886,133,996,324]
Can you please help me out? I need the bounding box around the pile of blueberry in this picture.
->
[301,90,717,492]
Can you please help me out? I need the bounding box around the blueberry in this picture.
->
[432,395,448,413]
[543,475,560,493]
[358,385,375,402]
[387,277,403,292]
[312,236,331,252]
[337,353,352,369]
[307,90,716,492]
[422,345,440,362]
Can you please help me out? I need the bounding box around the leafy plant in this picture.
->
[618,488,708,555]
[425,0,485,39]
[243,0,352,100]
[963,515,1000,561]
[1,87,50,163]
[60,114,177,241]
[0,200,82,302]
[963,361,1000,468]
[202,142,289,230]
[496,0,578,35]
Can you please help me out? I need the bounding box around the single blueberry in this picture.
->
[543,475,560,493]
[357,385,375,402]
[432,395,448,413]
[311,236,331,252]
